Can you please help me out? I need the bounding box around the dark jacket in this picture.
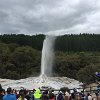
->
[57,93,64,100]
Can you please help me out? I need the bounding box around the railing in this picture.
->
[26,85,98,93]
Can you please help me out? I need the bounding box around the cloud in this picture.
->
[0,0,99,35]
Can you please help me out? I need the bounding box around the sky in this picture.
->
[0,0,100,35]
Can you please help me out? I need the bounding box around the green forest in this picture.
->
[0,34,100,84]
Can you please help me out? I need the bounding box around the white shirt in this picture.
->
[88,95,93,100]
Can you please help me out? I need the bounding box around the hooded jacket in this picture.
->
[34,89,41,99]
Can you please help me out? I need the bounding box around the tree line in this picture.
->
[0,34,100,83]
[1,34,100,52]
[55,34,100,52]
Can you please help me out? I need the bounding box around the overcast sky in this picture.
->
[0,0,100,35]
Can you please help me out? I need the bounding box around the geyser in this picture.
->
[41,35,56,76]
[0,35,81,90]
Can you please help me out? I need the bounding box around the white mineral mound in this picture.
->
[0,75,82,90]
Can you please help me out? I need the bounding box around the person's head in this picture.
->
[33,89,35,92]
[7,87,12,94]
[49,93,54,99]
[19,89,25,96]
[0,84,3,93]
[12,89,17,94]
[87,93,90,96]
[0,84,2,88]
[0,88,3,94]
[35,89,41,94]
[43,90,48,94]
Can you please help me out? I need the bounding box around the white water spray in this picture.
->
[41,35,55,76]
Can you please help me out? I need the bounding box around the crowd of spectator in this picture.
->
[0,84,100,100]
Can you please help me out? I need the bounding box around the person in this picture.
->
[0,88,4,100]
[80,92,85,100]
[95,72,100,77]
[17,89,27,100]
[42,90,49,100]
[64,91,70,100]
[87,93,92,100]
[57,91,64,100]
[34,89,41,100]
[96,84,100,92]
[0,84,2,90]
[49,93,55,100]
[23,89,30,100]
[31,89,35,100]
[69,93,75,100]
[3,87,16,100]
[85,93,92,100]
[0,84,4,100]
[75,93,80,100]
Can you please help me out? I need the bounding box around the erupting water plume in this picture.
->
[41,35,56,76]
